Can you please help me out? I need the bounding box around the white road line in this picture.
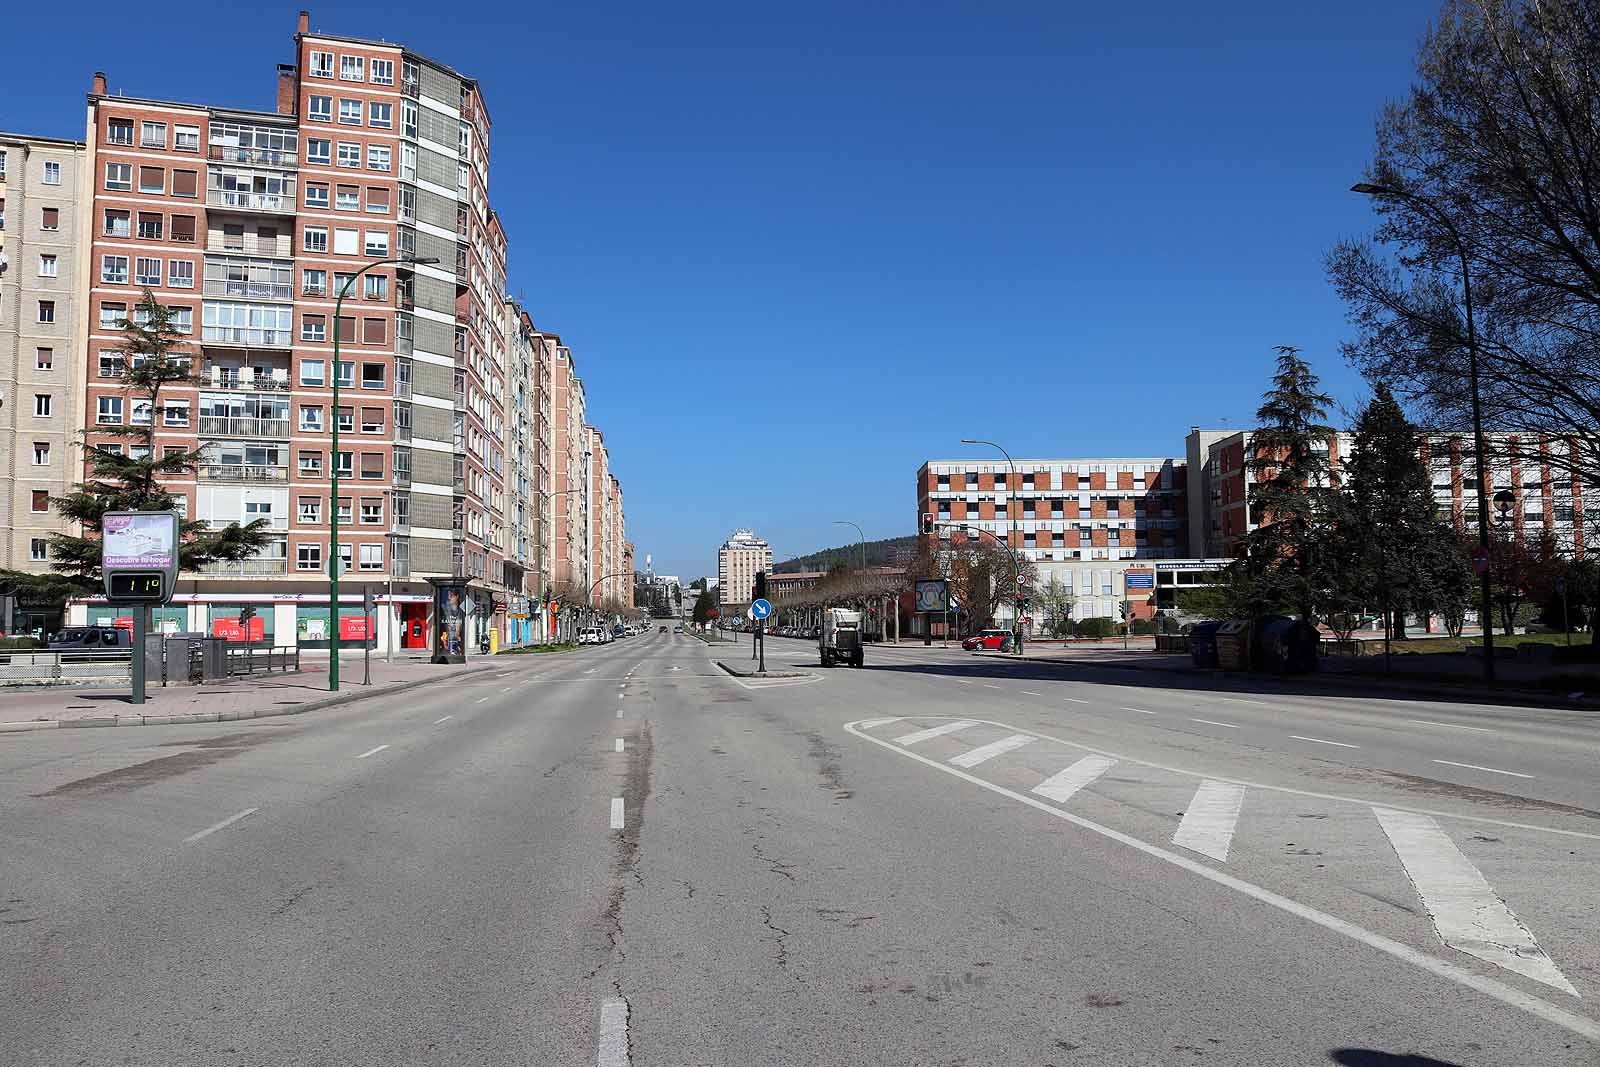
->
[476,697,489,704]
[1121,707,1158,715]
[502,687,512,693]
[844,724,1600,1043]
[1291,735,1360,749]
[953,678,975,685]
[597,996,630,1067]
[1019,690,1045,697]
[894,720,977,746]
[1190,718,1239,729]
[855,717,902,730]
[610,797,626,830]
[950,733,1035,768]
[614,738,624,753]
[585,669,597,675]
[1431,759,1534,779]
[1173,781,1245,862]
[434,715,453,724]
[1373,807,1576,995]
[1064,697,1091,704]
[1407,720,1494,733]
[355,744,389,759]
[183,807,259,844]
[981,684,1003,690]
[1032,755,1116,803]
[616,707,623,718]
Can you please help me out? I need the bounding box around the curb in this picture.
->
[715,660,811,680]
[0,664,501,735]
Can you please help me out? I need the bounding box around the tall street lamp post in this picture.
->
[961,438,1023,655]
[1351,183,1495,681]
[328,254,439,692]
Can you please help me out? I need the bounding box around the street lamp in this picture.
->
[1352,182,1495,680]
[328,254,439,692]
[960,438,1024,655]
[832,520,867,571]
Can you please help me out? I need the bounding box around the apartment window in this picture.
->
[302,269,326,296]
[336,406,354,432]
[305,182,330,208]
[130,400,153,426]
[364,230,388,256]
[334,228,358,255]
[366,187,390,214]
[38,254,57,278]
[300,358,326,386]
[359,544,383,570]
[360,407,384,433]
[364,274,387,300]
[340,55,365,81]
[334,451,354,477]
[37,300,55,323]
[107,119,134,145]
[309,51,334,78]
[293,405,323,433]
[337,142,361,168]
[338,99,363,125]
[140,121,167,148]
[98,396,123,423]
[361,360,385,385]
[297,543,322,571]
[306,95,333,124]
[175,124,200,151]
[28,538,48,562]
[401,101,418,139]
[41,207,59,230]
[335,499,354,523]
[298,451,324,476]
[335,357,355,383]
[99,302,126,329]
[304,226,329,252]
[360,498,382,524]
[105,163,131,190]
[136,212,162,239]
[172,169,198,198]
[34,394,51,417]
[168,259,194,288]
[306,137,331,164]
[39,161,64,189]
[335,184,359,210]
[101,255,128,283]
[36,347,52,370]
[168,306,192,333]
[301,314,327,342]
[135,257,161,285]
[359,453,383,480]
[369,58,394,85]
[98,351,124,377]
[163,400,189,426]
[137,166,164,193]
[298,498,322,523]
[368,102,392,128]
[366,145,391,172]
[24,490,47,518]
[32,442,49,465]
[103,209,130,237]
[170,214,196,242]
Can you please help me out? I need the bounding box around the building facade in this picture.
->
[717,528,772,610]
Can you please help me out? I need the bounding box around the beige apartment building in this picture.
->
[718,528,772,611]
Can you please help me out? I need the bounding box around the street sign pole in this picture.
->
[131,606,148,706]
[363,585,373,685]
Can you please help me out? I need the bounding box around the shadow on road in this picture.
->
[1330,1050,1467,1067]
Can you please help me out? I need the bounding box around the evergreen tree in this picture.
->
[691,588,717,625]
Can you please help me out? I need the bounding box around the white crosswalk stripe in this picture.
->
[1172,780,1245,862]
[894,720,976,746]
[1031,756,1116,803]
[949,733,1035,768]
[1373,807,1577,995]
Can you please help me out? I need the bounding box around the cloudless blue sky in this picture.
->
[4,1,1440,579]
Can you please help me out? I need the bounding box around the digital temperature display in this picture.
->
[106,573,167,601]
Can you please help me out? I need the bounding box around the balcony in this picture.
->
[197,556,289,576]
[198,464,289,483]
[393,469,411,488]
[202,364,292,390]
[208,188,295,215]
[394,422,412,443]
[202,326,294,349]
[207,233,287,257]
[204,278,294,302]
[199,415,290,438]
[209,144,297,168]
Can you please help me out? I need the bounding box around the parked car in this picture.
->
[673,625,683,633]
[48,626,132,650]
[963,629,1013,652]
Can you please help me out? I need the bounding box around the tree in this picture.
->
[1328,0,1600,501]
[1241,347,1338,622]
[1037,574,1077,637]
[0,292,270,598]
[1175,562,1259,620]
[1411,531,1477,638]
[1487,527,1561,635]
[690,588,717,626]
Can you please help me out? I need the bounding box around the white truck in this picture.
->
[818,607,864,668]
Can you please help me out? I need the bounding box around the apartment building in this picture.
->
[549,339,587,604]
[718,528,772,610]
[0,132,87,634]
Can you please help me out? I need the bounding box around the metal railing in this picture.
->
[202,327,294,348]
[207,189,295,214]
[221,643,300,676]
[202,370,292,390]
[0,649,131,685]
[207,234,285,257]
[198,415,290,438]
[197,557,289,575]
[208,145,298,167]
[204,279,295,301]
[198,464,289,482]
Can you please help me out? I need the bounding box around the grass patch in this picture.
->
[1384,632,1586,655]
[500,642,578,655]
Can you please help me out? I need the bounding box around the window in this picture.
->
[170,214,196,242]
[99,302,126,329]
[339,99,363,125]
[29,538,48,562]
[304,226,329,252]
[137,166,164,193]
[359,453,383,480]
[364,230,388,256]
[335,358,355,384]
[340,55,365,81]
[306,137,331,164]
[300,405,324,431]
[168,306,193,333]
[104,209,130,236]
[336,406,354,432]
[171,169,198,198]
[334,452,354,477]
[337,142,361,168]
[105,163,131,190]
[303,269,327,296]
[309,51,334,78]
[336,184,359,210]
[41,207,59,230]
[33,394,51,417]
[32,442,49,465]
[361,320,387,346]
[368,102,392,128]
[366,187,390,214]
[361,359,386,385]
[370,58,394,85]
[297,543,322,571]
[298,451,324,475]
[360,407,384,433]
[35,348,52,370]
[298,498,322,523]
[97,351,124,377]
[37,300,55,323]
[300,358,326,385]
[168,259,194,288]
[458,163,470,195]
[366,145,391,172]
[308,94,333,122]
[364,274,387,300]
[135,257,161,285]
[163,400,190,426]
[335,498,354,522]
[305,182,330,208]
[301,314,327,341]
[30,490,49,513]
[359,544,383,570]
[334,228,358,255]
[401,101,418,139]
[101,255,128,283]
[175,124,200,151]
[130,400,153,426]
[97,396,123,423]
[38,254,57,278]
[360,498,382,523]
[107,119,134,145]
[140,121,166,149]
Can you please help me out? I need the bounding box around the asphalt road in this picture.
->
[2,630,1597,1066]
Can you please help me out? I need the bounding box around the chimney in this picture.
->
[297,9,309,34]
[91,71,107,97]
[276,64,298,116]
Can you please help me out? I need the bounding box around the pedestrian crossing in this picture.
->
[849,715,1592,1002]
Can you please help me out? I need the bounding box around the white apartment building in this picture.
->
[717,528,771,609]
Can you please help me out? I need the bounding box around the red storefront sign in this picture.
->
[212,618,266,642]
[339,615,372,640]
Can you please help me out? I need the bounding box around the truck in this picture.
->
[818,607,864,668]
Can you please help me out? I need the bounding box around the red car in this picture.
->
[962,629,1014,652]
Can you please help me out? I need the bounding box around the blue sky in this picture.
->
[4,1,1439,579]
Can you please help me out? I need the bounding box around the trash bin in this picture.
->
[1189,621,1223,668]
[1214,620,1252,671]
[1253,615,1320,674]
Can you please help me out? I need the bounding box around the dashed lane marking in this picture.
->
[1432,759,1533,779]
[355,744,389,759]
[183,807,259,844]
[597,996,630,1067]
[1190,718,1239,729]
[434,715,452,724]
[614,738,624,753]
[1291,735,1360,749]
[610,797,625,830]
[1408,720,1494,733]
[1121,707,1158,715]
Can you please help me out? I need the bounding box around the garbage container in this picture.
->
[1189,621,1223,668]
[1253,615,1320,674]
[1214,620,1252,671]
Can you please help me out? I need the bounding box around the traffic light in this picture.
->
[239,605,256,624]
[921,513,934,535]
[754,570,767,599]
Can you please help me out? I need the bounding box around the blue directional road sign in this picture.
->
[751,598,773,620]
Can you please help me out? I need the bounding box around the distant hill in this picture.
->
[775,535,917,574]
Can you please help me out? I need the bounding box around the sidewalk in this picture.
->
[0,652,504,732]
